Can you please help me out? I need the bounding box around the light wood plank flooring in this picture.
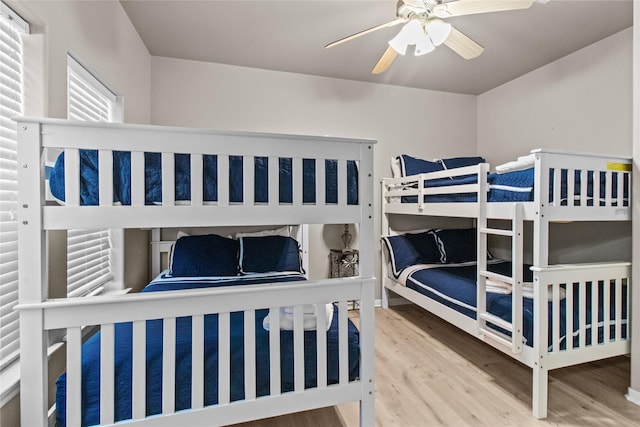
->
[232,304,640,426]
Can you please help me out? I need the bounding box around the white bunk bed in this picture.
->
[381,149,631,419]
[15,117,376,427]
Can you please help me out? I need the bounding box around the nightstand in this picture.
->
[330,248,359,278]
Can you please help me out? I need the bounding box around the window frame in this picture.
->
[0,0,29,406]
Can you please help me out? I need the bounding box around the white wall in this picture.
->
[150,56,478,288]
[10,0,151,123]
[1,1,151,425]
[478,28,633,166]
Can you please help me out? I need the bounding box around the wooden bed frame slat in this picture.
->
[100,323,115,424]
[162,317,176,415]
[215,312,227,407]
[269,307,281,396]
[244,310,257,401]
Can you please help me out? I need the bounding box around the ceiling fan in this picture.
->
[325,0,547,74]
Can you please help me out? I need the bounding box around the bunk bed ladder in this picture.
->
[477,203,524,354]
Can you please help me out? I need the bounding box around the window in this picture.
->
[0,0,28,383]
[68,54,121,122]
[66,54,123,297]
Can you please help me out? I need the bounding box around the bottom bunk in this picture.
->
[18,233,375,427]
[382,233,631,418]
[55,273,360,426]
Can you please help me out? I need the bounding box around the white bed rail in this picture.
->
[533,149,631,221]
[531,262,631,362]
[382,163,489,217]
[16,277,375,427]
[17,117,375,230]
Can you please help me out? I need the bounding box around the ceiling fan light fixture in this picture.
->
[425,19,452,46]
[388,19,424,55]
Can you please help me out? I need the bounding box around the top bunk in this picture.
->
[382,149,631,222]
[16,117,375,230]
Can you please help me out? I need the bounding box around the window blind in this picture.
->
[0,2,28,371]
[66,55,115,297]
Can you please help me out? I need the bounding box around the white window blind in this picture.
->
[0,2,28,371]
[68,55,116,122]
[66,55,117,297]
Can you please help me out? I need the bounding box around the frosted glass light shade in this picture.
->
[388,19,424,55]
[425,19,452,46]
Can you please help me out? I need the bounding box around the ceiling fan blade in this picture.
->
[443,26,484,59]
[371,46,399,74]
[433,0,534,18]
[325,18,407,49]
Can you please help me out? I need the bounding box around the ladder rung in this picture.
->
[479,270,514,285]
[479,227,513,237]
[479,327,513,349]
[479,312,513,332]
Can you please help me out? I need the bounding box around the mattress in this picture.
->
[49,151,359,206]
[55,272,360,426]
[400,261,628,349]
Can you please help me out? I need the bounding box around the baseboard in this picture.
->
[374,297,408,307]
[626,387,640,406]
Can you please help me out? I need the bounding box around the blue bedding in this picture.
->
[55,272,360,426]
[401,168,629,205]
[401,169,535,203]
[404,261,628,349]
[49,151,359,206]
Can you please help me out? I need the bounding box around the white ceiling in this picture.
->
[120,0,633,95]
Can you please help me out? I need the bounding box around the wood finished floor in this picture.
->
[231,304,640,426]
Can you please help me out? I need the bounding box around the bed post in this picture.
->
[17,121,49,427]
[358,142,376,425]
[359,278,376,426]
[532,151,549,267]
[531,270,549,418]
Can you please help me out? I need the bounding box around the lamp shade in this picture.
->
[425,19,452,46]
[388,19,425,55]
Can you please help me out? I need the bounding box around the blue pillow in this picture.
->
[405,231,441,264]
[399,155,443,177]
[382,231,440,278]
[433,228,477,263]
[170,234,239,277]
[382,235,420,278]
[239,235,302,273]
[439,156,485,169]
